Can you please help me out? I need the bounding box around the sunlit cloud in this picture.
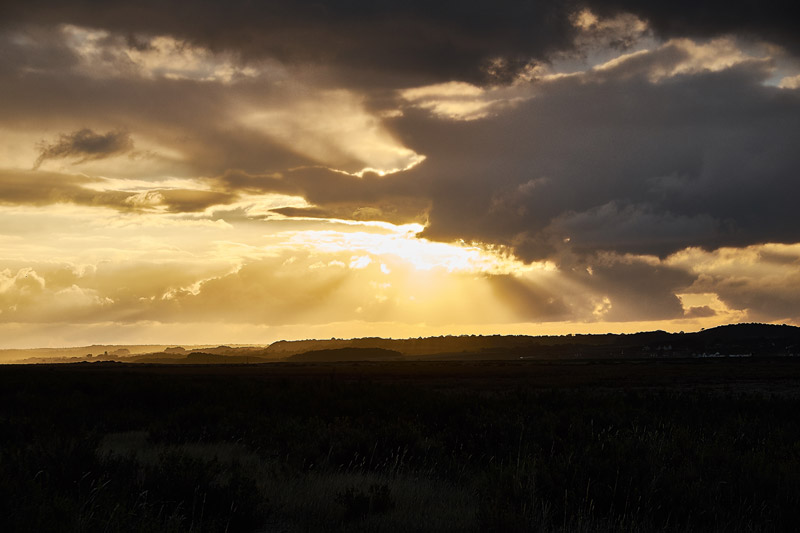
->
[400,81,528,121]
[665,244,800,323]
[224,193,312,218]
[240,89,425,175]
[676,292,746,324]
[593,37,769,82]
[572,8,648,36]
[61,24,263,83]
[779,74,800,89]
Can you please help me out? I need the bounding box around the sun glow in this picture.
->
[280,222,548,275]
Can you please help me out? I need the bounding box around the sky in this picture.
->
[1,1,799,348]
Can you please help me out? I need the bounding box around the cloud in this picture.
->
[153,189,237,213]
[3,16,797,256]
[384,40,800,262]
[1,27,423,178]
[0,44,308,178]
[57,25,261,83]
[0,169,125,207]
[0,266,112,322]
[204,38,799,270]
[271,202,428,226]
[571,254,695,322]
[400,81,528,121]
[0,168,237,212]
[589,0,800,56]
[669,244,800,322]
[546,202,721,257]
[3,1,798,88]
[213,167,431,226]
[33,128,134,169]
[684,305,716,318]
[779,74,800,89]
[239,89,424,174]
[0,1,582,86]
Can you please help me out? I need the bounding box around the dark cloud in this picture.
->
[0,25,80,77]
[0,1,580,86]
[384,54,800,261]
[572,256,695,321]
[591,0,800,54]
[548,203,722,257]
[2,1,798,87]
[33,128,133,169]
[684,305,716,318]
[211,51,800,264]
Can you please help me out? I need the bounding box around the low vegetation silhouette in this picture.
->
[3,339,800,530]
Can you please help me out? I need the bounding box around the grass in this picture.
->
[1,360,800,531]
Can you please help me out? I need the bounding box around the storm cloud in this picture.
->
[2,1,797,86]
[388,47,800,261]
[225,46,800,264]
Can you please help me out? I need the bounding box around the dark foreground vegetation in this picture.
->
[2,358,800,531]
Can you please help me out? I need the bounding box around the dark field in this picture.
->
[2,358,800,531]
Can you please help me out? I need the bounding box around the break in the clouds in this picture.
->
[0,1,798,346]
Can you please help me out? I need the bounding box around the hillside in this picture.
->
[267,323,800,361]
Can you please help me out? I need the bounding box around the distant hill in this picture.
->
[4,323,799,364]
[270,324,800,362]
[694,323,800,341]
[0,344,216,364]
[287,348,404,362]
[265,333,641,358]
